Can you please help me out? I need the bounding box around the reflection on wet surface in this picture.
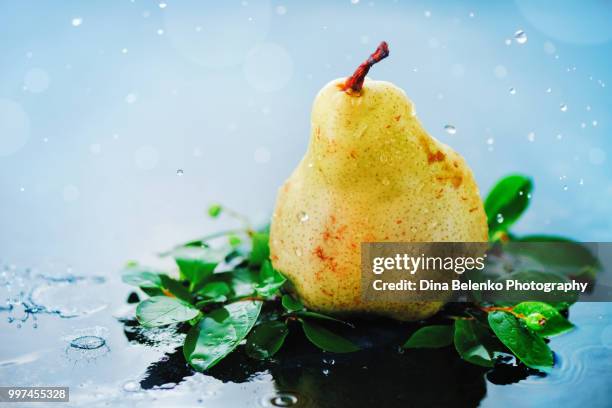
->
[0,263,611,407]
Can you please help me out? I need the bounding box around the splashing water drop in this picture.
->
[514,30,527,44]
[269,394,298,407]
[444,124,456,135]
[70,335,106,350]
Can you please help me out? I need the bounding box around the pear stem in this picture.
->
[341,41,389,94]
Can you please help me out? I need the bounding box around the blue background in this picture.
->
[1,2,612,407]
[1,0,611,270]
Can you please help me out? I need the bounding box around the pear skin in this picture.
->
[270,44,488,321]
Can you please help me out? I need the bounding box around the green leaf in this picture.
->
[183,300,262,371]
[281,294,304,312]
[205,269,258,298]
[208,204,222,218]
[403,325,454,349]
[511,238,601,280]
[158,274,193,302]
[295,311,354,328]
[300,319,359,353]
[228,235,242,247]
[198,281,231,299]
[255,260,286,297]
[250,232,270,266]
[245,321,289,360]
[513,301,574,337]
[485,174,532,237]
[136,296,200,328]
[173,246,228,288]
[121,265,162,288]
[488,311,553,371]
[454,320,494,367]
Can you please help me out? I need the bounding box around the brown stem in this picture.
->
[341,41,389,94]
[480,305,525,319]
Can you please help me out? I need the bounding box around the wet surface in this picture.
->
[0,262,611,408]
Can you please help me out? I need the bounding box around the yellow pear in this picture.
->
[269,42,488,321]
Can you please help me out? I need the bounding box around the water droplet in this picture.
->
[469,11,475,18]
[157,29,164,35]
[496,213,504,224]
[527,132,535,142]
[546,87,552,93]
[381,178,390,186]
[556,134,563,140]
[295,249,302,257]
[509,87,516,95]
[560,103,568,112]
[269,394,298,407]
[504,39,512,46]
[514,30,527,44]
[519,191,524,196]
[351,0,359,4]
[70,335,106,350]
[158,2,167,8]
[424,10,431,18]
[71,17,83,27]
[297,211,309,222]
[592,120,598,127]
[379,154,388,162]
[19,187,25,192]
[563,185,568,191]
[322,369,330,376]
[486,137,494,145]
[527,193,532,199]
[586,105,592,111]
[176,169,184,176]
[444,124,456,135]
[579,178,584,186]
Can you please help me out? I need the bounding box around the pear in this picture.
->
[269,42,488,321]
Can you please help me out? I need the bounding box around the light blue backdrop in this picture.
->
[1,0,611,272]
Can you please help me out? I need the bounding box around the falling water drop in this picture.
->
[527,132,535,142]
[176,169,184,176]
[444,124,456,135]
[514,30,527,44]
[546,88,552,93]
[560,104,568,112]
[509,87,516,95]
